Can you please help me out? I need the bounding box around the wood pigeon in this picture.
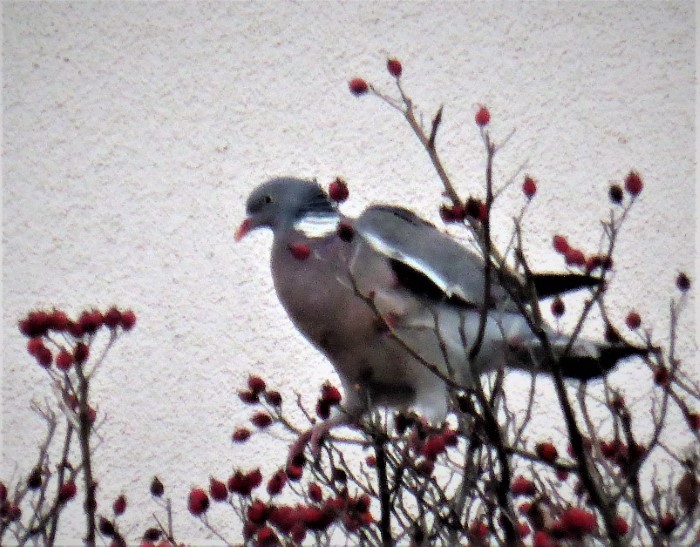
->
[236,177,649,456]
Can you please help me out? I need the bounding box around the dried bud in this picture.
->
[232,427,252,443]
[386,58,402,77]
[659,513,676,534]
[150,476,164,497]
[187,488,209,515]
[439,204,466,223]
[609,184,624,204]
[113,494,127,515]
[475,105,490,127]
[676,471,698,512]
[251,412,273,428]
[238,389,259,404]
[264,390,282,406]
[654,366,670,386]
[624,170,643,196]
[98,517,116,537]
[337,221,354,242]
[27,467,42,489]
[348,78,369,96]
[677,272,691,292]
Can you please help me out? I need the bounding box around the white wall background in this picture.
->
[2,2,695,544]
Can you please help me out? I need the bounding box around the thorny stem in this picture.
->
[373,433,393,546]
[74,360,96,546]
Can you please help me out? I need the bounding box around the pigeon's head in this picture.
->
[235,178,334,240]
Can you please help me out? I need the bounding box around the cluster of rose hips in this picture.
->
[18,307,136,371]
[187,466,374,545]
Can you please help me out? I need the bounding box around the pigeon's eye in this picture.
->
[263,195,273,204]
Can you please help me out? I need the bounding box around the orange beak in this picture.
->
[235,218,252,241]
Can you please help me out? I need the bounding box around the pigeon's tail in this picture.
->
[512,338,655,381]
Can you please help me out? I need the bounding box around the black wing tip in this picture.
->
[532,273,603,299]
[559,343,655,381]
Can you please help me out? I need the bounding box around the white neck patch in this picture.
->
[293,212,340,239]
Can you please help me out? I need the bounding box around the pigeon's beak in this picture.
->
[235,218,252,242]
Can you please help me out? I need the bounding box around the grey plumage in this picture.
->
[236,177,648,425]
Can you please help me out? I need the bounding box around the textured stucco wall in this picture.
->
[2,2,695,544]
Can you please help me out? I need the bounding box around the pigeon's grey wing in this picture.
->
[353,205,503,309]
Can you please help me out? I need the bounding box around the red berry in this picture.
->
[551,297,565,317]
[232,427,251,442]
[309,482,323,503]
[238,389,259,404]
[552,235,569,254]
[103,307,122,328]
[659,513,676,534]
[687,412,700,430]
[27,467,42,489]
[267,469,287,496]
[79,310,103,334]
[49,309,69,331]
[328,178,349,203]
[256,526,278,546]
[439,204,466,223]
[19,310,51,337]
[248,499,268,524]
[533,531,557,547]
[74,342,90,364]
[286,464,303,481]
[565,248,586,267]
[120,310,136,331]
[247,468,263,489]
[475,105,490,127]
[289,242,311,261]
[27,337,45,356]
[209,477,228,501]
[348,78,369,96]
[58,481,77,503]
[612,517,629,537]
[443,428,458,446]
[511,476,536,496]
[227,471,250,495]
[264,390,282,406]
[36,346,53,368]
[365,455,377,467]
[187,488,209,516]
[676,272,691,292]
[560,507,597,536]
[624,170,643,196]
[386,58,402,77]
[321,383,342,405]
[522,176,537,199]
[468,520,489,539]
[113,494,127,515]
[421,434,446,461]
[518,521,531,538]
[247,375,266,394]
[251,412,273,428]
[536,442,558,463]
[56,349,74,371]
[625,311,641,330]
